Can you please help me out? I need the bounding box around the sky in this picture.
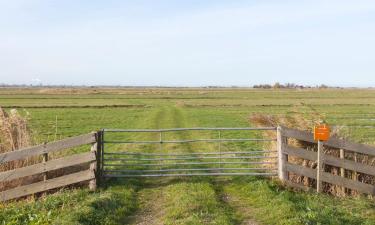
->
[0,0,375,87]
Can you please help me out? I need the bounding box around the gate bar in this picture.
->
[104,156,277,161]
[104,172,278,177]
[104,161,277,167]
[103,127,277,132]
[103,150,277,156]
[104,138,276,144]
[105,168,278,173]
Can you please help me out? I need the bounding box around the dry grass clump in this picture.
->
[0,107,33,170]
[0,107,42,192]
[250,112,374,197]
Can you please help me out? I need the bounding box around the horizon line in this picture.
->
[1,84,375,89]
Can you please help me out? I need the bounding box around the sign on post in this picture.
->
[314,124,330,141]
[314,123,330,193]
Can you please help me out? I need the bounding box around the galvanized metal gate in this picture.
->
[100,127,278,177]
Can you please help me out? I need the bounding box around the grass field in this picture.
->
[1,88,375,225]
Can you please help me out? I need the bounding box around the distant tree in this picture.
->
[273,82,283,89]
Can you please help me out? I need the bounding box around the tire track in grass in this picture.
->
[212,178,260,225]
[124,106,193,225]
[125,106,238,225]
[123,107,169,225]
[157,108,257,224]
[182,108,262,225]
[125,106,201,225]
[160,106,259,224]
[158,106,238,224]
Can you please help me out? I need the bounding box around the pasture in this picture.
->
[1,87,375,225]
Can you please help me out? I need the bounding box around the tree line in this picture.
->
[253,83,331,89]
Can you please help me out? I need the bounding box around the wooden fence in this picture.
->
[278,126,375,195]
[0,132,100,202]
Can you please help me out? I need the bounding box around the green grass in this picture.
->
[162,182,236,225]
[0,181,137,225]
[224,177,375,225]
[1,88,375,225]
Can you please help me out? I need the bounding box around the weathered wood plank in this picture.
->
[0,170,95,202]
[285,162,317,178]
[0,152,95,182]
[284,146,317,161]
[321,172,375,195]
[323,154,375,176]
[281,126,315,143]
[284,146,375,176]
[326,139,375,157]
[282,127,375,156]
[284,162,375,195]
[0,133,96,163]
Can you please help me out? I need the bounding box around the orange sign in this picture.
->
[314,124,330,141]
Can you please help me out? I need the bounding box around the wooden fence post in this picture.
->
[89,132,98,191]
[277,126,288,181]
[353,152,358,181]
[42,153,48,181]
[97,130,103,185]
[340,149,345,194]
[317,141,323,193]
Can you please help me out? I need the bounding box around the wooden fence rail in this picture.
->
[278,126,375,195]
[0,132,99,202]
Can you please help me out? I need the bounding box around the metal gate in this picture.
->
[100,127,278,177]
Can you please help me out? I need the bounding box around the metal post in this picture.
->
[317,140,323,193]
[159,131,163,151]
[54,115,58,141]
[159,131,163,171]
[277,126,287,181]
[101,130,104,178]
[218,130,222,169]
[96,131,102,185]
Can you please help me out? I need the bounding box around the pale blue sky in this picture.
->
[1,0,375,87]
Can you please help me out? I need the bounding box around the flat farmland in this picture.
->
[2,88,375,144]
[1,88,375,225]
